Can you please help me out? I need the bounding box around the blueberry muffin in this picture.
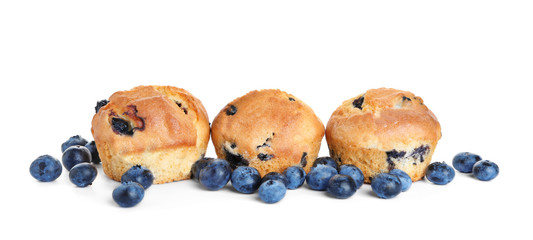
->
[326,88,441,183]
[211,89,324,176]
[91,85,210,184]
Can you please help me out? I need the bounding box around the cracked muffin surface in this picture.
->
[211,89,324,176]
[91,85,210,184]
[326,88,441,183]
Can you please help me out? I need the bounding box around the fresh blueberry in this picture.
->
[283,166,306,190]
[84,141,101,164]
[312,157,339,171]
[191,158,213,182]
[389,169,412,192]
[426,162,455,185]
[121,165,154,189]
[61,145,92,171]
[112,182,145,208]
[306,165,338,191]
[371,173,402,199]
[69,163,98,187]
[231,166,261,194]
[199,159,232,191]
[339,164,364,189]
[61,135,88,153]
[472,160,499,181]
[261,172,288,188]
[326,174,357,199]
[258,180,286,204]
[29,155,62,182]
[452,152,482,173]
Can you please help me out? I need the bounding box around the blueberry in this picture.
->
[61,145,92,171]
[29,155,62,182]
[231,166,261,194]
[389,169,412,192]
[472,160,499,181]
[261,172,289,188]
[112,182,145,208]
[371,173,402,199]
[199,159,232,191]
[61,135,88,153]
[226,105,237,116]
[452,152,482,173]
[121,165,154,189]
[191,158,214,182]
[352,95,365,110]
[95,99,109,113]
[326,174,357,199]
[283,166,306,190]
[312,156,339,171]
[339,164,364,189]
[84,141,101,164]
[111,118,134,136]
[69,163,98,187]
[426,162,455,185]
[258,180,286,204]
[306,165,338,191]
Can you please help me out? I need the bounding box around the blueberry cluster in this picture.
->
[192,156,366,202]
[29,135,99,186]
[29,134,154,208]
[369,169,413,199]
[113,165,154,207]
[452,152,499,181]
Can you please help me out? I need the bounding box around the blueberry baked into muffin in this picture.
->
[326,88,441,183]
[91,85,210,184]
[211,89,325,176]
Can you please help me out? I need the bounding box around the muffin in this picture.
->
[91,85,210,184]
[326,88,441,183]
[211,89,324,176]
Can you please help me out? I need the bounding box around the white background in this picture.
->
[1,1,532,239]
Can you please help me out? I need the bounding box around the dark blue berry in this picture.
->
[69,163,97,187]
[111,118,134,136]
[61,145,92,171]
[258,180,286,204]
[95,99,109,113]
[257,153,274,161]
[389,169,412,192]
[191,158,213,182]
[426,162,455,185]
[199,159,232,191]
[84,141,101,164]
[371,173,402,199]
[231,166,261,194]
[226,105,237,116]
[312,157,339,171]
[261,172,288,188]
[112,182,144,208]
[121,165,154,189]
[283,166,306,190]
[61,135,88,153]
[452,152,482,173]
[339,164,364,189]
[473,160,499,181]
[352,95,365,110]
[306,165,338,191]
[29,155,62,182]
[223,147,249,169]
[327,174,357,199]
